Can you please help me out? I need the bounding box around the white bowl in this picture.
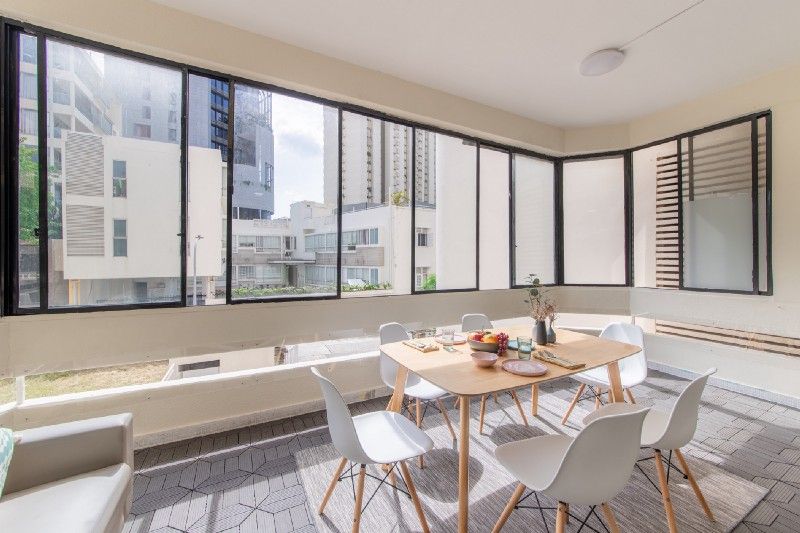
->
[471,351,499,368]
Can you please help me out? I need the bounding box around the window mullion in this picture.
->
[36,33,48,311]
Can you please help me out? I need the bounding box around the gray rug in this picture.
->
[296,395,767,532]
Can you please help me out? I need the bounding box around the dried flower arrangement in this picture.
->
[522,273,557,321]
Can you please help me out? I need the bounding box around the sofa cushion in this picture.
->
[0,463,132,533]
[0,429,13,497]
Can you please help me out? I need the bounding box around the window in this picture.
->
[187,74,228,305]
[414,130,477,291]
[142,106,151,119]
[20,108,38,135]
[264,163,273,191]
[563,157,626,284]
[42,39,182,308]
[232,85,337,300]
[133,123,151,138]
[52,78,70,105]
[416,228,430,247]
[340,112,411,296]
[168,128,177,142]
[512,154,556,285]
[113,219,127,257]
[479,147,510,290]
[21,72,37,100]
[681,122,758,292]
[168,110,177,123]
[112,160,127,197]
[415,266,431,290]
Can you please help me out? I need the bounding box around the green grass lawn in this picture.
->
[0,361,169,403]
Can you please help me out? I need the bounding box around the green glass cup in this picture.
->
[517,336,533,360]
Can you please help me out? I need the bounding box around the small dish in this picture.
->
[434,334,467,345]
[502,359,547,377]
[471,351,498,368]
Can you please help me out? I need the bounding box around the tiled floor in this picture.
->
[127,370,800,532]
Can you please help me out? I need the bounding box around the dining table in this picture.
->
[379,325,642,533]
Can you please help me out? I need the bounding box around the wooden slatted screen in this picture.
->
[655,320,800,358]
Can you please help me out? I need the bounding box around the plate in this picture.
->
[434,334,467,345]
[501,359,548,377]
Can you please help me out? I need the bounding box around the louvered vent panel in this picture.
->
[655,150,679,289]
[65,132,104,196]
[656,320,800,358]
[65,205,104,256]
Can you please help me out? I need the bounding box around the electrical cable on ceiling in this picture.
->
[619,0,707,51]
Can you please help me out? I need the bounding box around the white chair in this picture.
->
[584,368,717,533]
[492,407,650,533]
[379,322,456,467]
[311,367,433,533]
[461,314,533,433]
[561,322,648,426]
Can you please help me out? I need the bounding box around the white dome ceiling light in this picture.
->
[579,48,625,77]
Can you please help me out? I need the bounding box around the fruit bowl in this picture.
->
[467,339,499,353]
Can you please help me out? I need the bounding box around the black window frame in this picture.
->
[0,17,772,317]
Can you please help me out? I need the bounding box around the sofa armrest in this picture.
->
[4,413,133,495]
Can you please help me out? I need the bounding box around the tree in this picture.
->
[18,141,39,244]
[422,274,436,291]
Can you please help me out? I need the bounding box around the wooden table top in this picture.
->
[380,326,641,396]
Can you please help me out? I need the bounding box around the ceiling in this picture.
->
[154,0,800,128]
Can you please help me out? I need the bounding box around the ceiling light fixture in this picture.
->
[579,48,625,77]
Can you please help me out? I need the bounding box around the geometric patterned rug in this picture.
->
[297,396,767,532]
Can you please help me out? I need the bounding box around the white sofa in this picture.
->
[0,413,133,533]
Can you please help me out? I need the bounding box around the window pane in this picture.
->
[757,117,769,292]
[232,87,337,300]
[46,39,182,307]
[633,141,679,288]
[187,74,229,305]
[340,111,411,297]
[479,147,509,290]
[17,33,40,309]
[563,157,625,284]
[414,130,477,291]
[682,122,753,291]
[513,154,555,285]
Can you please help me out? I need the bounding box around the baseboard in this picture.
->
[134,384,392,449]
[648,360,800,409]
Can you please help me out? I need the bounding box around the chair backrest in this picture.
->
[652,368,716,450]
[545,408,649,505]
[378,322,421,389]
[600,322,648,385]
[310,367,371,465]
[461,313,492,332]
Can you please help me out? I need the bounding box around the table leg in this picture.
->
[606,361,625,403]
[386,367,409,412]
[458,395,470,533]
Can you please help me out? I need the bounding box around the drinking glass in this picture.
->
[441,328,455,346]
[517,336,533,360]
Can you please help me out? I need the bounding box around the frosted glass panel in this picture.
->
[479,148,510,290]
[563,157,625,284]
[682,123,753,291]
[513,155,555,285]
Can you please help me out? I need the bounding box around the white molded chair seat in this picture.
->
[311,366,434,532]
[562,322,648,426]
[352,410,433,464]
[495,435,572,490]
[582,369,718,533]
[492,408,649,532]
[404,379,448,400]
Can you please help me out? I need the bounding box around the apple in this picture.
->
[483,334,498,344]
[469,332,484,342]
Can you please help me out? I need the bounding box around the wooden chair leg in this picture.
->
[625,388,636,404]
[607,388,613,403]
[561,383,585,425]
[510,390,529,426]
[352,465,366,533]
[565,502,570,523]
[454,396,460,409]
[415,399,424,469]
[493,392,500,404]
[555,501,568,533]
[399,460,431,533]
[437,398,457,441]
[531,384,539,417]
[319,457,348,515]
[478,395,488,435]
[675,449,715,521]
[601,502,621,533]
[654,450,679,533]
[492,483,525,533]
[594,387,602,410]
